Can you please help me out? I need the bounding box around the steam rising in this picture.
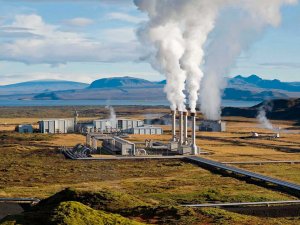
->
[134,0,297,116]
[257,105,274,130]
[105,105,117,126]
[201,0,297,120]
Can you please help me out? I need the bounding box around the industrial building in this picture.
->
[86,133,135,156]
[93,119,118,132]
[16,124,33,133]
[84,110,197,156]
[102,136,136,155]
[199,120,226,132]
[78,123,95,134]
[125,126,163,135]
[39,119,75,134]
[81,118,158,135]
[93,119,144,133]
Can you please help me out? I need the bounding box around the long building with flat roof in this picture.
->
[93,118,144,133]
[39,118,75,134]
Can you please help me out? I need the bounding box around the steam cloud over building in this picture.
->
[134,0,298,118]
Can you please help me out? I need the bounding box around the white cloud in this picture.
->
[0,14,141,65]
[107,12,145,24]
[63,17,94,27]
[102,27,136,42]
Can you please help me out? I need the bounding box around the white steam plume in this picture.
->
[135,0,187,111]
[257,105,274,130]
[105,105,117,127]
[200,0,298,120]
[179,2,221,112]
[134,0,297,116]
[134,0,224,112]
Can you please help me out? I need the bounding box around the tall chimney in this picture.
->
[171,110,176,142]
[179,111,183,145]
[183,111,188,145]
[191,112,198,155]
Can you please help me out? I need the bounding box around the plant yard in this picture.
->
[0,106,300,224]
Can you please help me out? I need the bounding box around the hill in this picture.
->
[222,98,300,120]
[229,75,300,92]
[89,76,157,88]
[0,80,89,95]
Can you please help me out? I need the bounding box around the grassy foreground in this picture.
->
[1,188,300,225]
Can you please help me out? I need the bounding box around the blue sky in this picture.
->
[0,0,299,85]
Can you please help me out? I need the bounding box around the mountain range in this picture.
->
[0,75,299,101]
[222,98,300,121]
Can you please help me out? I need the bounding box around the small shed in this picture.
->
[17,124,33,133]
[199,120,226,132]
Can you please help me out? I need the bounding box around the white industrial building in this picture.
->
[125,126,163,135]
[79,118,163,135]
[39,118,75,134]
[17,124,33,133]
[118,119,144,130]
[92,119,144,133]
[93,119,118,132]
[199,120,226,132]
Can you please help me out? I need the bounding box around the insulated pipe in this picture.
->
[183,111,188,145]
[92,137,97,150]
[171,110,176,142]
[86,134,91,147]
[191,112,198,155]
[179,111,183,145]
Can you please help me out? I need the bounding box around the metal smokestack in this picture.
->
[191,112,198,155]
[183,111,188,145]
[179,111,183,145]
[171,110,176,142]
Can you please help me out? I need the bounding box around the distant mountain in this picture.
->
[223,88,289,101]
[222,98,300,121]
[0,75,299,101]
[89,76,158,89]
[33,87,166,100]
[0,80,89,95]
[229,74,300,92]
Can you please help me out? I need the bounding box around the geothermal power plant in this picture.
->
[81,109,200,157]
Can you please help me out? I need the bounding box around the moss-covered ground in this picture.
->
[1,188,300,225]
